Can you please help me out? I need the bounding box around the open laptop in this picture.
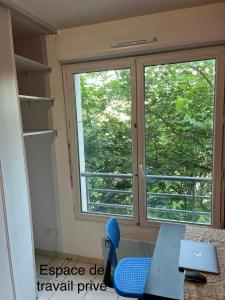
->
[179,239,220,274]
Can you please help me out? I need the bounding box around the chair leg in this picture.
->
[103,259,114,288]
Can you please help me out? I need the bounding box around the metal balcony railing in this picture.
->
[80,172,212,224]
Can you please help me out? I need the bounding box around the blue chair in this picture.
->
[104,217,152,299]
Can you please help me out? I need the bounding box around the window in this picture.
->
[63,48,224,227]
[74,69,134,217]
[144,60,215,224]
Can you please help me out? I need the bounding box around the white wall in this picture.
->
[45,3,225,259]
[46,35,159,259]
[56,3,225,62]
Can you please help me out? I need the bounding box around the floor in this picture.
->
[36,255,137,300]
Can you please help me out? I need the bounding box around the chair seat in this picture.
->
[113,257,152,298]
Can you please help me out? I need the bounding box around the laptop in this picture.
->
[179,239,220,274]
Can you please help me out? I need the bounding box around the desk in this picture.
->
[184,225,225,300]
[144,223,185,300]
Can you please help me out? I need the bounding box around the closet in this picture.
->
[0,5,57,299]
[12,13,61,253]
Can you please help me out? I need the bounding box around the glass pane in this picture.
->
[144,59,216,224]
[74,69,133,216]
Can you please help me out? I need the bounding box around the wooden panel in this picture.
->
[14,35,47,62]
[56,3,225,62]
[0,6,36,300]
[20,102,51,131]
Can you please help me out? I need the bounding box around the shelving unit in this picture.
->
[15,54,56,137]
[19,94,54,104]
[23,130,56,137]
[12,20,59,292]
[12,7,59,298]
[15,54,51,72]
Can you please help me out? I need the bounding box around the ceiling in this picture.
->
[9,0,225,29]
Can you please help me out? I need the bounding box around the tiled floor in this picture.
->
[35,255,137,300]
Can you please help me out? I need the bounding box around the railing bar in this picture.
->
[146,175,212,182]
[88,202,210,215]
[81,172,132,178]
[89,202,133,209]
[147,207,211,215]
[88,188,132,194]
[148,216,210,225]
[88,189,211,200]
[147,192,211,199]
[82,172,212,223]
[191,182,195,222]
[88,210,133,217]
[81,172,211,182]
[88,188,211,199]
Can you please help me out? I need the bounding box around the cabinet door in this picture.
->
[0,164,15,300]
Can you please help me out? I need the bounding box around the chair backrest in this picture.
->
[105,217,120,249]
[104,217,120,287]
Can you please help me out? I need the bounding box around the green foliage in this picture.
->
[80,70,132,174]
[145,60,215,178]
[77,59,215,224]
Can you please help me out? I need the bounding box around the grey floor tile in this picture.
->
[49,286,87,300]
[84,290,118,300]
[36,256,120,300]
[62,261,97,285]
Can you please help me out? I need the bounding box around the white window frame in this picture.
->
[62,46,225,228]
[137,47,225,228]
[62,58,139,225]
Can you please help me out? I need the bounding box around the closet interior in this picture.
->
[11,12,59,255]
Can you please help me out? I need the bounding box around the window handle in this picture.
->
[139,164,145,178]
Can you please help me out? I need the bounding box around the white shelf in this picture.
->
[15,54,51,72]
[19,95,54,104]
[23,130,56,137]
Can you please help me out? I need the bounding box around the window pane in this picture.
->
[144,59,216,224]
[74,69,133,216]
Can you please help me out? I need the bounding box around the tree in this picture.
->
[77,59,215,224]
